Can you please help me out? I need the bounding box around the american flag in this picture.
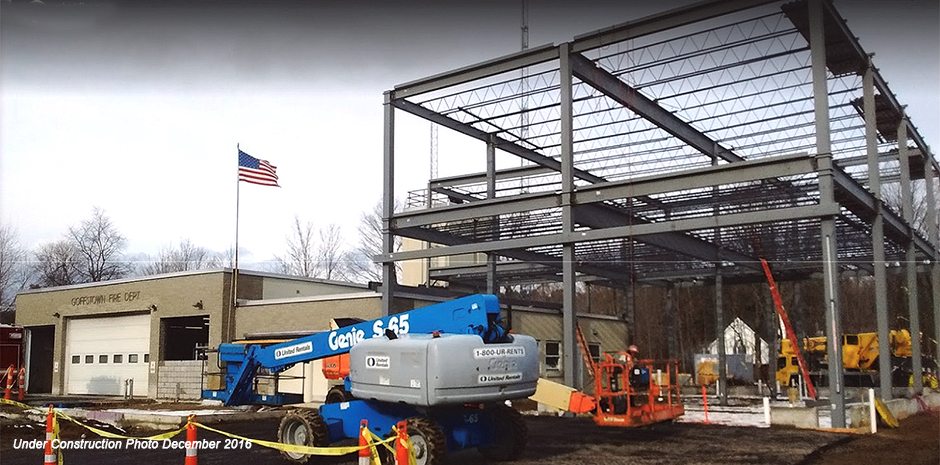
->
[238,150,279,187]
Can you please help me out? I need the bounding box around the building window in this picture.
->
[113,354,123,364]
[545,341,562,372]
[128,354,139,363]
[85,355,94,364]
[143,354,150,363]
[71,355,80,364]
[588,343,601,363]
[99,355,108,364]
[161,315,209,361]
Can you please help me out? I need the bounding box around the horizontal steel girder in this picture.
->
[400,227,630,282]
[569,52,743,163]
[392,153,817,229]
[379,203,840,262]
[831,166,934,256]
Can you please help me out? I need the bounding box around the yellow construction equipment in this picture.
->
[776,330,916,387]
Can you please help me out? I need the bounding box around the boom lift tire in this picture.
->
[277,409,328,463]
[325,385,351,404]
[403,416,447,465]
[478,404,527,461]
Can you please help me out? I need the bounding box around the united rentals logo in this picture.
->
[274,342,313,360]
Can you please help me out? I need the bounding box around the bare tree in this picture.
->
[276,216,318,277]
[883,179,938,238]
[68,208,129,282]
[317,224,347,281]
[33,240,81,287]
[0,224,29,316]
[141,239,221,275]
[347,201,400,282]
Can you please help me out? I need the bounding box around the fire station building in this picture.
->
[14,269,628,402]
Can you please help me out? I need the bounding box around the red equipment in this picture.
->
[760,258,817,399]
[592,352,684,427]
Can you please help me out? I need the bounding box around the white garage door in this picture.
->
[66,314,150,396]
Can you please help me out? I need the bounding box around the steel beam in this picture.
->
[391,99,606,184]
[570,52,743,163]
[382,204,839,262]
[811,0,845,427]
[432,165,555,188]
[572,204,758,269]
[813,0,935,170]
[926,157,940,367]
[864,63,892,398]
[382,92,396,316]
[571,0,778,53]
[393,153,817,229]
[716,266,728,406]
[398,226,629,281]
[832,168,933,256]
[898,120,923,392]
[559,43,580,390]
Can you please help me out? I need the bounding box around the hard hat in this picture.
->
[627,344,639,353]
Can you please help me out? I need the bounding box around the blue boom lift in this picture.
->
[202,294,539,465]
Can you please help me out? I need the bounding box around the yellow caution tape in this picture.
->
[55,410,187,441]
[5,397,411,461]
[193,421,396,457]
[0,397,44,412]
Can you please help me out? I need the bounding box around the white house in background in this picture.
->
[707,317,771,365]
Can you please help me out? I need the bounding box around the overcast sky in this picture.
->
[1,0,938,270]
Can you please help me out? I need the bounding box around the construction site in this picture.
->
[2,0,940,464]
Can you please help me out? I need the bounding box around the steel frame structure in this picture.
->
[378,0,940,427]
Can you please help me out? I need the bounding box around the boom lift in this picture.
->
[203,294,538,465]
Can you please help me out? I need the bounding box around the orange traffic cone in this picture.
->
[184,415,197,465]
[3,365,13,400]
[395,421,409,465]
[358,419,370,465]
[43,405,56,465]
[17,367,26,401]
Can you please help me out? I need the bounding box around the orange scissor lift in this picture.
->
[592,353,684,426]
[534,325,684,427]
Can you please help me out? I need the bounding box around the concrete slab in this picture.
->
[770,405,819,429]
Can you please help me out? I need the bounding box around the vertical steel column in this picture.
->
[810,0,846,427]
[864,62,892,398]
[559,43,579,389]
[663,282,677,359]
[898,121,923,392]
[715,268,728,406]
[926,157,940,365]
[382,92,396,316]
[624,275,636,342]
[486,136,498,295]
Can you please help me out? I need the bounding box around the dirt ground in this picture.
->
[802,412,940,465]
[0,407,933,465]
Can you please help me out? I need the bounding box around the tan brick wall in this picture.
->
[15,271,231,396]
[508,310,628,388]
[235,295,383,337]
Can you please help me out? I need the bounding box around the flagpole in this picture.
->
[233,144,241,341]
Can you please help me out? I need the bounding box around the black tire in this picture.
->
[478,405,527,461]
[325,386,351,404]
[402,417,447,465]
[277,409,328,463]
